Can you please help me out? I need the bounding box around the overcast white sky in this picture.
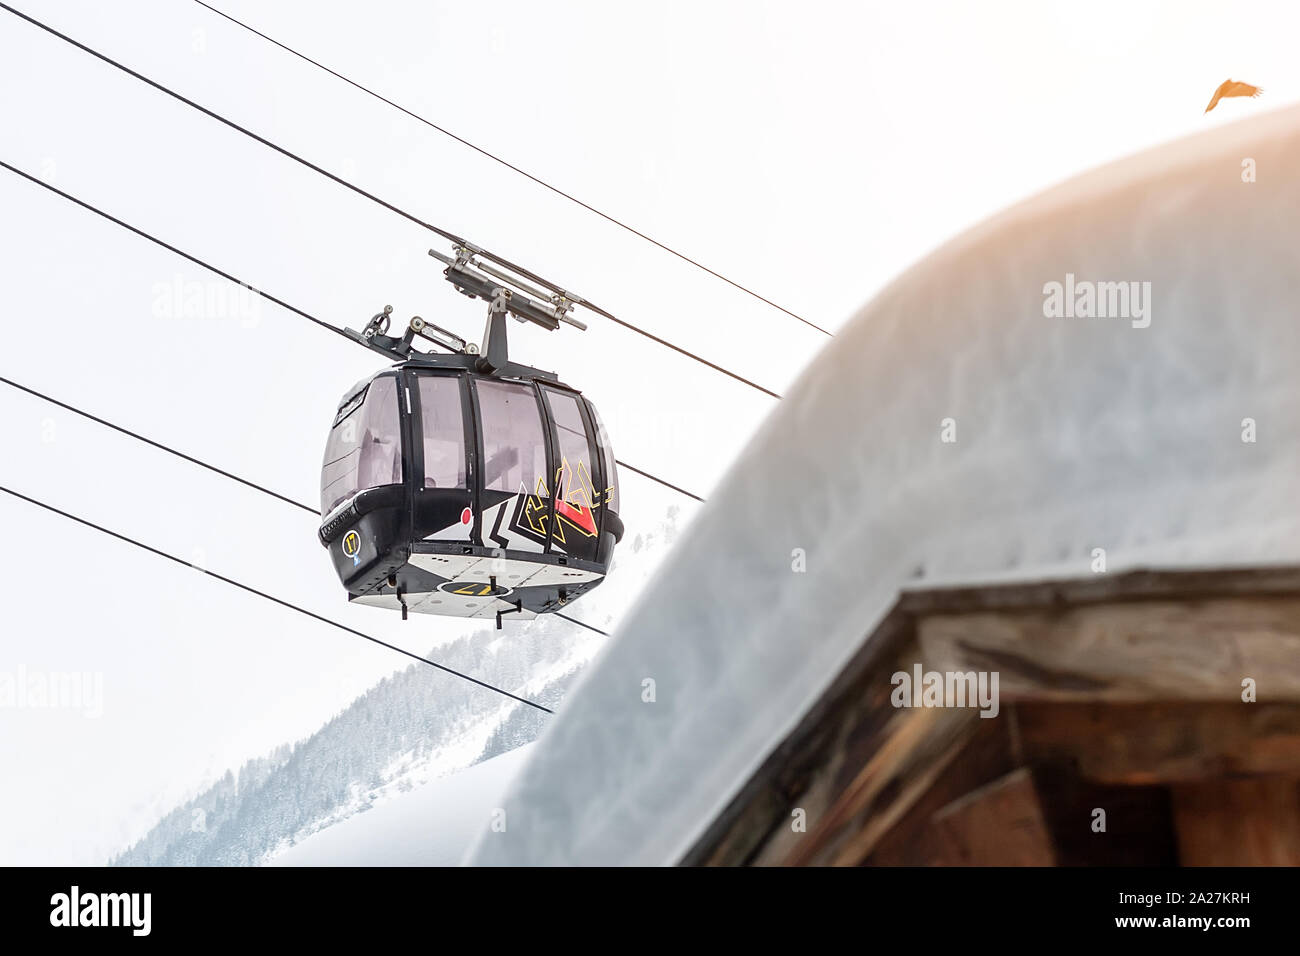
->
[0,0,1294,864]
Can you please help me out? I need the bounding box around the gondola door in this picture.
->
[541,386,602,563]
[471,378,552,557]
[406,370,475,545]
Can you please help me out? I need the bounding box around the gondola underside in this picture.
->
[348,550,604,620]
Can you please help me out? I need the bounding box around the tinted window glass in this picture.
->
[417,375,466,489]
[477,381,547,494]
[320,375,403,513]
[587,400,619,511]
[545,390,597,508]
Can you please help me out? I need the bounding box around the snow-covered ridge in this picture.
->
[469,105,1300,865]
[270,745,534,867]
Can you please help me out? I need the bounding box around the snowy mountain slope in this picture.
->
[269,745,533,867]
[111,506,683,866]
[109,625,584,867]
[469,106,1300,865]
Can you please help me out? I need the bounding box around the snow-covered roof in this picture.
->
[468,105,1300,866]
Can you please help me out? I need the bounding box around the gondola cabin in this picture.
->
[318,246,623,625]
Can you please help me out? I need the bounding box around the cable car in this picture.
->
[318,245,623,626]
